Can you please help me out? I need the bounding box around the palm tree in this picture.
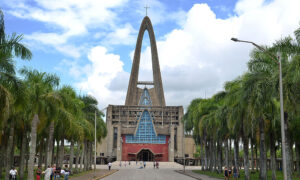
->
[0,8,32,135]
[20,68,60,179]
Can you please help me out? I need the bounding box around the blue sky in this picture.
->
[1,0,300,109]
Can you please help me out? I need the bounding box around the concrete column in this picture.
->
[169,126,174,162]
[177,108,184,158]
[117,124,122,161]
[106,107,113,160]
[177,121,184,158]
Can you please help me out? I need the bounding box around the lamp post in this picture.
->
[231,38,287,180]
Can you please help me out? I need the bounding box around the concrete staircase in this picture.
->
[111,161,183,169]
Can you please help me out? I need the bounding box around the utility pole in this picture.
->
[231,38,287,180]
[279,54,288,180]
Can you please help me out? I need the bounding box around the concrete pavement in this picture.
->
[101,168,195,180]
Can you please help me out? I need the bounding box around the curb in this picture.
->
[175,170,202,180]
[92,170,118,180]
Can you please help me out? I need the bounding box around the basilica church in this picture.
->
[97,16,195,162]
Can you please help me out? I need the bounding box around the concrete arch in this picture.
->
[125,16,166,106]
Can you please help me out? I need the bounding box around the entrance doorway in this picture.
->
[137,149,154,161]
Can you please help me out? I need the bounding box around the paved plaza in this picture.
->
[101,169,195,180]
[95,162,221,180]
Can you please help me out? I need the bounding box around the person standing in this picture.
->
[43,165,53,180]
[143,161,146,168]
[153,161,156,169]
[233,166,238,180]
[9,167,18,180]
[63,165,70,180]
[51,165,56,180]
[54,167,61,179]
[228,167,232,179]
[108,162,112,171]
[36,166,42,180]
[224,167,229,180]
[156,161,159,169]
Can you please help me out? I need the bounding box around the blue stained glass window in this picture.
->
[126,110,166,144]
[139,88,152,106]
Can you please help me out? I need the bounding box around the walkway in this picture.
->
[101,169,195,180]
[95,162,222,180]
[176,170,222,180]
[70,169,117,180]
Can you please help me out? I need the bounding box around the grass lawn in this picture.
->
[192,169,300,180]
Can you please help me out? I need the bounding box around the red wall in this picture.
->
[121,135,169,161]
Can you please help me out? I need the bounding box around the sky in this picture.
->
[1,0,300,110]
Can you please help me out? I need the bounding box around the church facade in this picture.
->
[98,16,185,162]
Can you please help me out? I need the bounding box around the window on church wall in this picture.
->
[125,110,166,144]
[113,127,118,148]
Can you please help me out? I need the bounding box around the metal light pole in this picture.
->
[231,38,287,180]
[94,111,97,177]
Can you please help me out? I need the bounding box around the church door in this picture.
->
[137,149,154,161]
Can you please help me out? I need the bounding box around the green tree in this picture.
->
[20,68,60,180]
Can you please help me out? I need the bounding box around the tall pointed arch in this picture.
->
[125,16,166,106]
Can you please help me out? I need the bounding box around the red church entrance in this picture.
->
[137,149,154,161]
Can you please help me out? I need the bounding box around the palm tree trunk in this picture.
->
[225,139,229,169]
[44,137,48,169]
[80,142,84,171]
[0,142,6,179]
[27,114,39,180]
[56,139,60,166]
[38,140,44,167]
[90,142,93,169]
[209,140,213,171]
[87,142,90,170]
[19,131,27,180]
[255,144,258,172]
[46,121,54,167]
[270,131,276,180]
[234,138,239,169]
[243,136,250,180]
[69,140,74,173]
[204,138,208,170]
[296,142,300,176]
[284,112,293,180]
[259,118,267,180]
[84,141,88,171]
[229,139,232,167]
[5,121,14,180]
[251,138,254,171]
[213,141,217,171]
[59,136,65,168]
[75,144,79,173]
[217,140,222,173]
[51,138,55,165]
[200,139,204,170]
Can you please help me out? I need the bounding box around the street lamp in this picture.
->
[231,37,287,180]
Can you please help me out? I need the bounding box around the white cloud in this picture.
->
[4,0,128,57]
[75,46,129,108]
[102,23,137,45]
[137,0,300,108]
[68,0,300,109]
